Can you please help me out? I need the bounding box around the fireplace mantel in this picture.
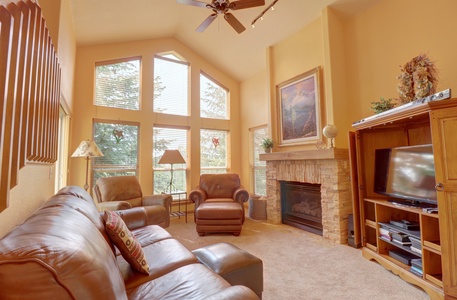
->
[259,148,348,161]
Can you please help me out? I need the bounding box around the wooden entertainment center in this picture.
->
[350,98,457,300]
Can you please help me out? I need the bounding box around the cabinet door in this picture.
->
[348,131,361,247]
[430,107,457,298]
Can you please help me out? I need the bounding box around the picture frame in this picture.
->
[277,67,322,146]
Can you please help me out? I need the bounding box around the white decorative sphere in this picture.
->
[323,124,339,139]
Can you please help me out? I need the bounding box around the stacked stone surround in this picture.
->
[261,149,352,244]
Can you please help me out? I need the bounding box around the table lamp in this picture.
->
[71,140,104,191]
[158,149,186,193]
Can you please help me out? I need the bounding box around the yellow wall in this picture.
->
[343,0,457,122]
[239,70,268,192]
[268,18,326,152]
[240,0,457,192]
[69,38,241,193]
[0,0,76,238]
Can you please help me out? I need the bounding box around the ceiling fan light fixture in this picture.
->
[177,0,266,33]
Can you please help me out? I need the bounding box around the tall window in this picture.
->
[55,105,70,192]
[251,126,268,196]
[200,72,228,119]
[94,57,140,110]
[92,120,140,183]
[201,129,228,174]
[153,55,189,116]
[153,126,188,193]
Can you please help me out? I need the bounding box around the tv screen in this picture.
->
[374,144,437,207]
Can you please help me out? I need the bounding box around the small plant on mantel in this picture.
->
[370,97,397,114]
[261,138,274,153]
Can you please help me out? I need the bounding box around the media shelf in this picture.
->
[350,99,457,300]
[360,199,443,297]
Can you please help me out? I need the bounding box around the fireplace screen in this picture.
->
[280,181,322,235]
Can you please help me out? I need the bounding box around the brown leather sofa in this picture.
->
[93,175,172,227]
[189,173,250,236]
[0,186,259,300]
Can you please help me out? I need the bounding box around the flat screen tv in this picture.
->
[374,144,437,207]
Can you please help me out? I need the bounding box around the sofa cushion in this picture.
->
[131,225,173,247]
[43,190,115,253]
[119,238,199,289]
[126,263,231,299]
[104,211,150,275]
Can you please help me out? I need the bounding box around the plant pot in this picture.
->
[264,148,271,153]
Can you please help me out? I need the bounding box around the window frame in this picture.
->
[200,71,229,120]
[152,124,189,194]
[94,56,142,111]
[250,125,268,196]
[153,54,190,116]
[200,128,229,174]
[91,119,141,184]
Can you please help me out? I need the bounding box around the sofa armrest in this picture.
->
[189,187,207,208]
[97,201,132,212]
[115,207,149,229]
[233,187,249,204]
[206,286,260,300]
[142,194,172,211]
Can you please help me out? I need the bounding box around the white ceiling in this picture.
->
[69,0,379,82]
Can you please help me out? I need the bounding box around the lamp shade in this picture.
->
[71,140,104,158]
[158,150,185,164]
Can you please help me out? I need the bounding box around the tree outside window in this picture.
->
[200,72,228,119]
[92,121,139,185]
[153,127,187,193]
[95,58,140,110]
[201,129,228,174]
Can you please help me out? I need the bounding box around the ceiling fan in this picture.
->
[177,0,265,34]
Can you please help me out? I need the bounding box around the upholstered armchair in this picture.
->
[93,176,172,228]
[189,173,249,236]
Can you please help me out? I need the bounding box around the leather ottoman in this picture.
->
[194,202,243,236]
[192,242,264,299]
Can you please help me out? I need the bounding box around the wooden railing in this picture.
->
[0,0,61,212]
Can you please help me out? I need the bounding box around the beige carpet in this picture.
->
[166,214,430,300]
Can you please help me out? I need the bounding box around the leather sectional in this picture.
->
[0,186,259,299]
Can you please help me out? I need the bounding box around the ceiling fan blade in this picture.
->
[230,0,265,10]
[196,14,217,32]
[224,13,246,33]
[176,0,208,8]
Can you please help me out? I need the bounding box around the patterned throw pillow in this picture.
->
[103,210,150,275]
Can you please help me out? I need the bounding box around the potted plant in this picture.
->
[261,138,274,153]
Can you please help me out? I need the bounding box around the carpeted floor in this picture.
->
[166,214,430,300]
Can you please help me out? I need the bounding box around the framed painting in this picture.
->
[277,67,322,146]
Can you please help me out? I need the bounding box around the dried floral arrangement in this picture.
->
[397,54,438,104]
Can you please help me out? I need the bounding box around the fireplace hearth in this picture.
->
[281,181,322,235]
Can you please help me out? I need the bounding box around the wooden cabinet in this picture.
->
[351,98,457,300]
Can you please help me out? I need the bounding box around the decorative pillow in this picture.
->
[103,210,150,274]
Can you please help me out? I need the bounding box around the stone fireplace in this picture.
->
[259,148,352,244]
[281,181,322,235]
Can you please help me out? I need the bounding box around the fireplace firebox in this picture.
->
[280,181,322,235]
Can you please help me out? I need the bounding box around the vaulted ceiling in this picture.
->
[69,0,379,82]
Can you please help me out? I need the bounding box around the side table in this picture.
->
[169,191,188,222]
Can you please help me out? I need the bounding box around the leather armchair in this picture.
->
[93,176,172,227]
[190,173,249,217]
[189,174,249,235]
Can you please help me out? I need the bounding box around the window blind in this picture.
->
[200,72,228,120]
[200,129,228,174]
[95,58,140,110]
[153,55,189,116]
